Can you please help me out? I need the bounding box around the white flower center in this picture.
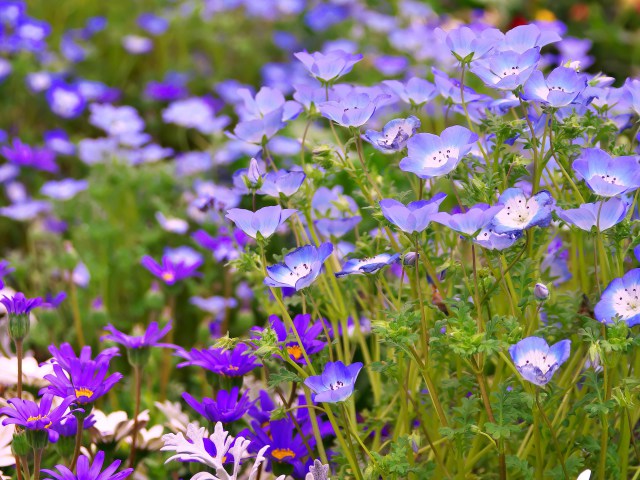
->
[517,348,556,374]
[288,262,311,280]
[425,146,458,168]
[613,286,640,318]
[494,195,539,229]
[330,381,345,390]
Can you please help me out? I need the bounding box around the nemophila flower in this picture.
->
[379,193,446,234]
[509,336,570,386]
[304,360,363,403]
[15,17,51,51]
[595,269,640,327]
[40,179,88,201]
[225,206,297,240]
[336,253,400,277]
[122,34,152,54]
[319,92,385,128]
[432,204,504,236]
[315,216,361,238]
[363,116,420,153]
[260,313,326,364]
[183,388,252,424]
[493,24,561,53]
[556,197,628,232]
[0,394,73,438]
[237,87,301,123]
[137,13,168,35]
[232,157,263,192]
[491,188,554,234]
[0,199,51,221]
[42,451,133,480]
[523,67,587,107]
[176,343,261,377]
[258,169,306,198]
[474,226,522,250]
[141,253,202,285]
[89,104,144,138]
[382,77,437,106]
[294,49,362,83]
[46,82,85,119]
[433,67,483,104]
[400,126,478,178]
[163,97,229,135]
[264,243,333,291]
[41,346,123,405]
[44,129,75,156]
[572,148,640,197]
[471,48,540,90]
[155,212,188,234]
[2,138,58,173]
[102,321,173,349]
[435,26,500,62]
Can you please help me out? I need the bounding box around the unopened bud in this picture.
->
[534,283,549,301]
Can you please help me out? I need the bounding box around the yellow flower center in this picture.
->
[26,415,51,428]
[161,272,175,282]
[227,365,239,371]
[271,448,295,461]
[75,387,95,399]
[535,9,556,21]
[287,345,303,360]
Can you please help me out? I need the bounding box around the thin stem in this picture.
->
[16,339,23,399]
[128,365,143,468]
[69,279,86,347]
[33,449,43,480]
[70,420,84,471]
[536,389,569,479]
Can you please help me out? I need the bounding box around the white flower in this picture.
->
[90,409,150,444]
[125,424,164,451]
[577,470,591,480]
[0,424,15,468]
[161,422,276,480]
[0,356,53,387]
[154,400,193,433]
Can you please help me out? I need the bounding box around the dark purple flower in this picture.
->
[144,80,187,102]
[0,394,73,431]
[140,254,202,285]
[42,450,133,480]
[2,138,58,173]
[256,313,325,365]
[175,343,260,377]
[43,291,66,309]
[192,228,250,262]
[102,321,172,349]
[1,292,42,316]
[182,387,252,423]
[51,413,96,438]
[247,418,307,472]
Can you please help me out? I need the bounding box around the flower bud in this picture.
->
[534,283,549,301]
[127,347,151,368]
[403,252,419,266]
[26,429,49,450]
[11,430,30,457]
[8,313,30,342]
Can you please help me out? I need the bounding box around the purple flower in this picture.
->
[1,292,42,316]
[47,343,120,373]
[141,253,202,285]
[434,25,500,63]
[42,450,133,480]
[433,67,483,104]
[0,394,73,431]
[595,269,640,327]
[237,86,301,123]
[44,129,75,155]
[46,82,86,119]
[41,179,88,201]
[363,116,420,153]
[176,343,261,377]
[509,336,570,386]
[523,67,587,107]
[432,204,504,236]
[192,228,250,262]
[474,227,522,251]
[163,97,229,135]
[102,321,173,349]
[294,49,362,83]
[122,34,152,54]
[319,93,384,128]
[137,13,168,36]
[400,125,478,178]
[225,206,297,240]
[491,188,554,233]
[382,77,437,106]
[43,291,66,309]
[264,243,333,291]
[144,80,187,102]
[379,193,446,234]
[89,104,144,139]
[51,414,95,439]
[336,253,400,277]
[471,48,540,90]
[556,198,629,232]
[258,169,306,197]
[494,24,561,53]
[258,313,326,364]
[315,216,361,238]
[573,148,640,197]
[2,138,58,173]
[304,360,363,403]
[182,387,252,423]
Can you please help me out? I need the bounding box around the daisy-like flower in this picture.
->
[247,418,307,473]
[490,188,554,234]
[183,388,253,424]
[226,206,297,240]
[595,269,640,327]
[336,253,400,277]
[89,409,150,445]
[0,394,73,432]
[304,360,363,403]
[509,336,570,386]
[176,343,261,377]
[253,314,326,365]
[399,126,478,179]
[0,424,14,468]
[264,243,333,291]
[141,253,202,285]
[102,321,173,349]
[42,450,133,480]
[572,148,640,197]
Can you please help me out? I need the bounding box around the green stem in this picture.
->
[535,389,569,479]
[128,365,142,468]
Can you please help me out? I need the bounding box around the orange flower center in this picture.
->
[75,387,94,399]
[272,448,295,460]
[161,272,175,282]
[287,345,303,360]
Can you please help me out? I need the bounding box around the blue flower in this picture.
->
[363,116,420,153]
[491,188,554,234]
[595,269,640,327]
[493,24,561,53]
[336,253,400,277]
[523,67,587,107]
[294,49,362,83]
[319,93,385,128]
[46,82,85,119]
[509,336,570,386]
[433,67,484,104]
[471,48,540,90]
[556,198,628,232]
[226,206,297,240]
[182,387,253,424]
[304,360,363,403]
[264,243,333,291]
[435,25,499,63]
[382,77,436,106]
[315,216,361,238]
[400,126,478,178]
[432,204,504,236]
[379,193,446,234]
[573,148,640,197]
[258,169,306,197]
[41,179,88,201]
[137,13,168,36]
[474,227,522,250]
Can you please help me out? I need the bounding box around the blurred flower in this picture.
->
[0,423,14,468]
[294,49,362,83]
[141,253,202,285]
[137,13,168,36]
[256,313,325,365]
[44,129,75,156]
[383,77,436,106]
[46,82,85,119]
[163,97,229,134]
[124,424,164,451]
[509,336,570,386]
[122,34,152,54]
[89,409,150,445]
[2,138,58,173]
[154,401,190,433]
[41,179,88,200]
[102,321,173,349]
[155,212,188,234]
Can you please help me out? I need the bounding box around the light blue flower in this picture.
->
[523,67,587,107]
[363,116,420,153]
[509,336,570,386]
[432,204,504,236]
[335,253,400,277]
[491,188,554,234]
[304,361,363,403]
[264,243,333,291]
[573,148,640,197]
[379,193,446,234]
[226,206,297,239]
[595,269,640,327]
[556,197,628,232]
